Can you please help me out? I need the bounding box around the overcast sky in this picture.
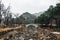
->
[2,0,60,15]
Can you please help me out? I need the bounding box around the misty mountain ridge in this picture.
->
[19,12,36,23]
[33,12,43,17]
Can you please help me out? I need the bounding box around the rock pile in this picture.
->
[4,25,57,40]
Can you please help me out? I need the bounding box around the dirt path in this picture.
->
[0,26,21,32]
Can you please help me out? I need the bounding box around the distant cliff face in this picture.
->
[19,12,36,24]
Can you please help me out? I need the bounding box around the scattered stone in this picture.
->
[3,25,57,40]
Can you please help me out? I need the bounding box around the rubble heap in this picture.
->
[4,25,57,40]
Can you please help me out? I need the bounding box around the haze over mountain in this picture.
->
[33,12,43,17]
[2,0,59,14]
